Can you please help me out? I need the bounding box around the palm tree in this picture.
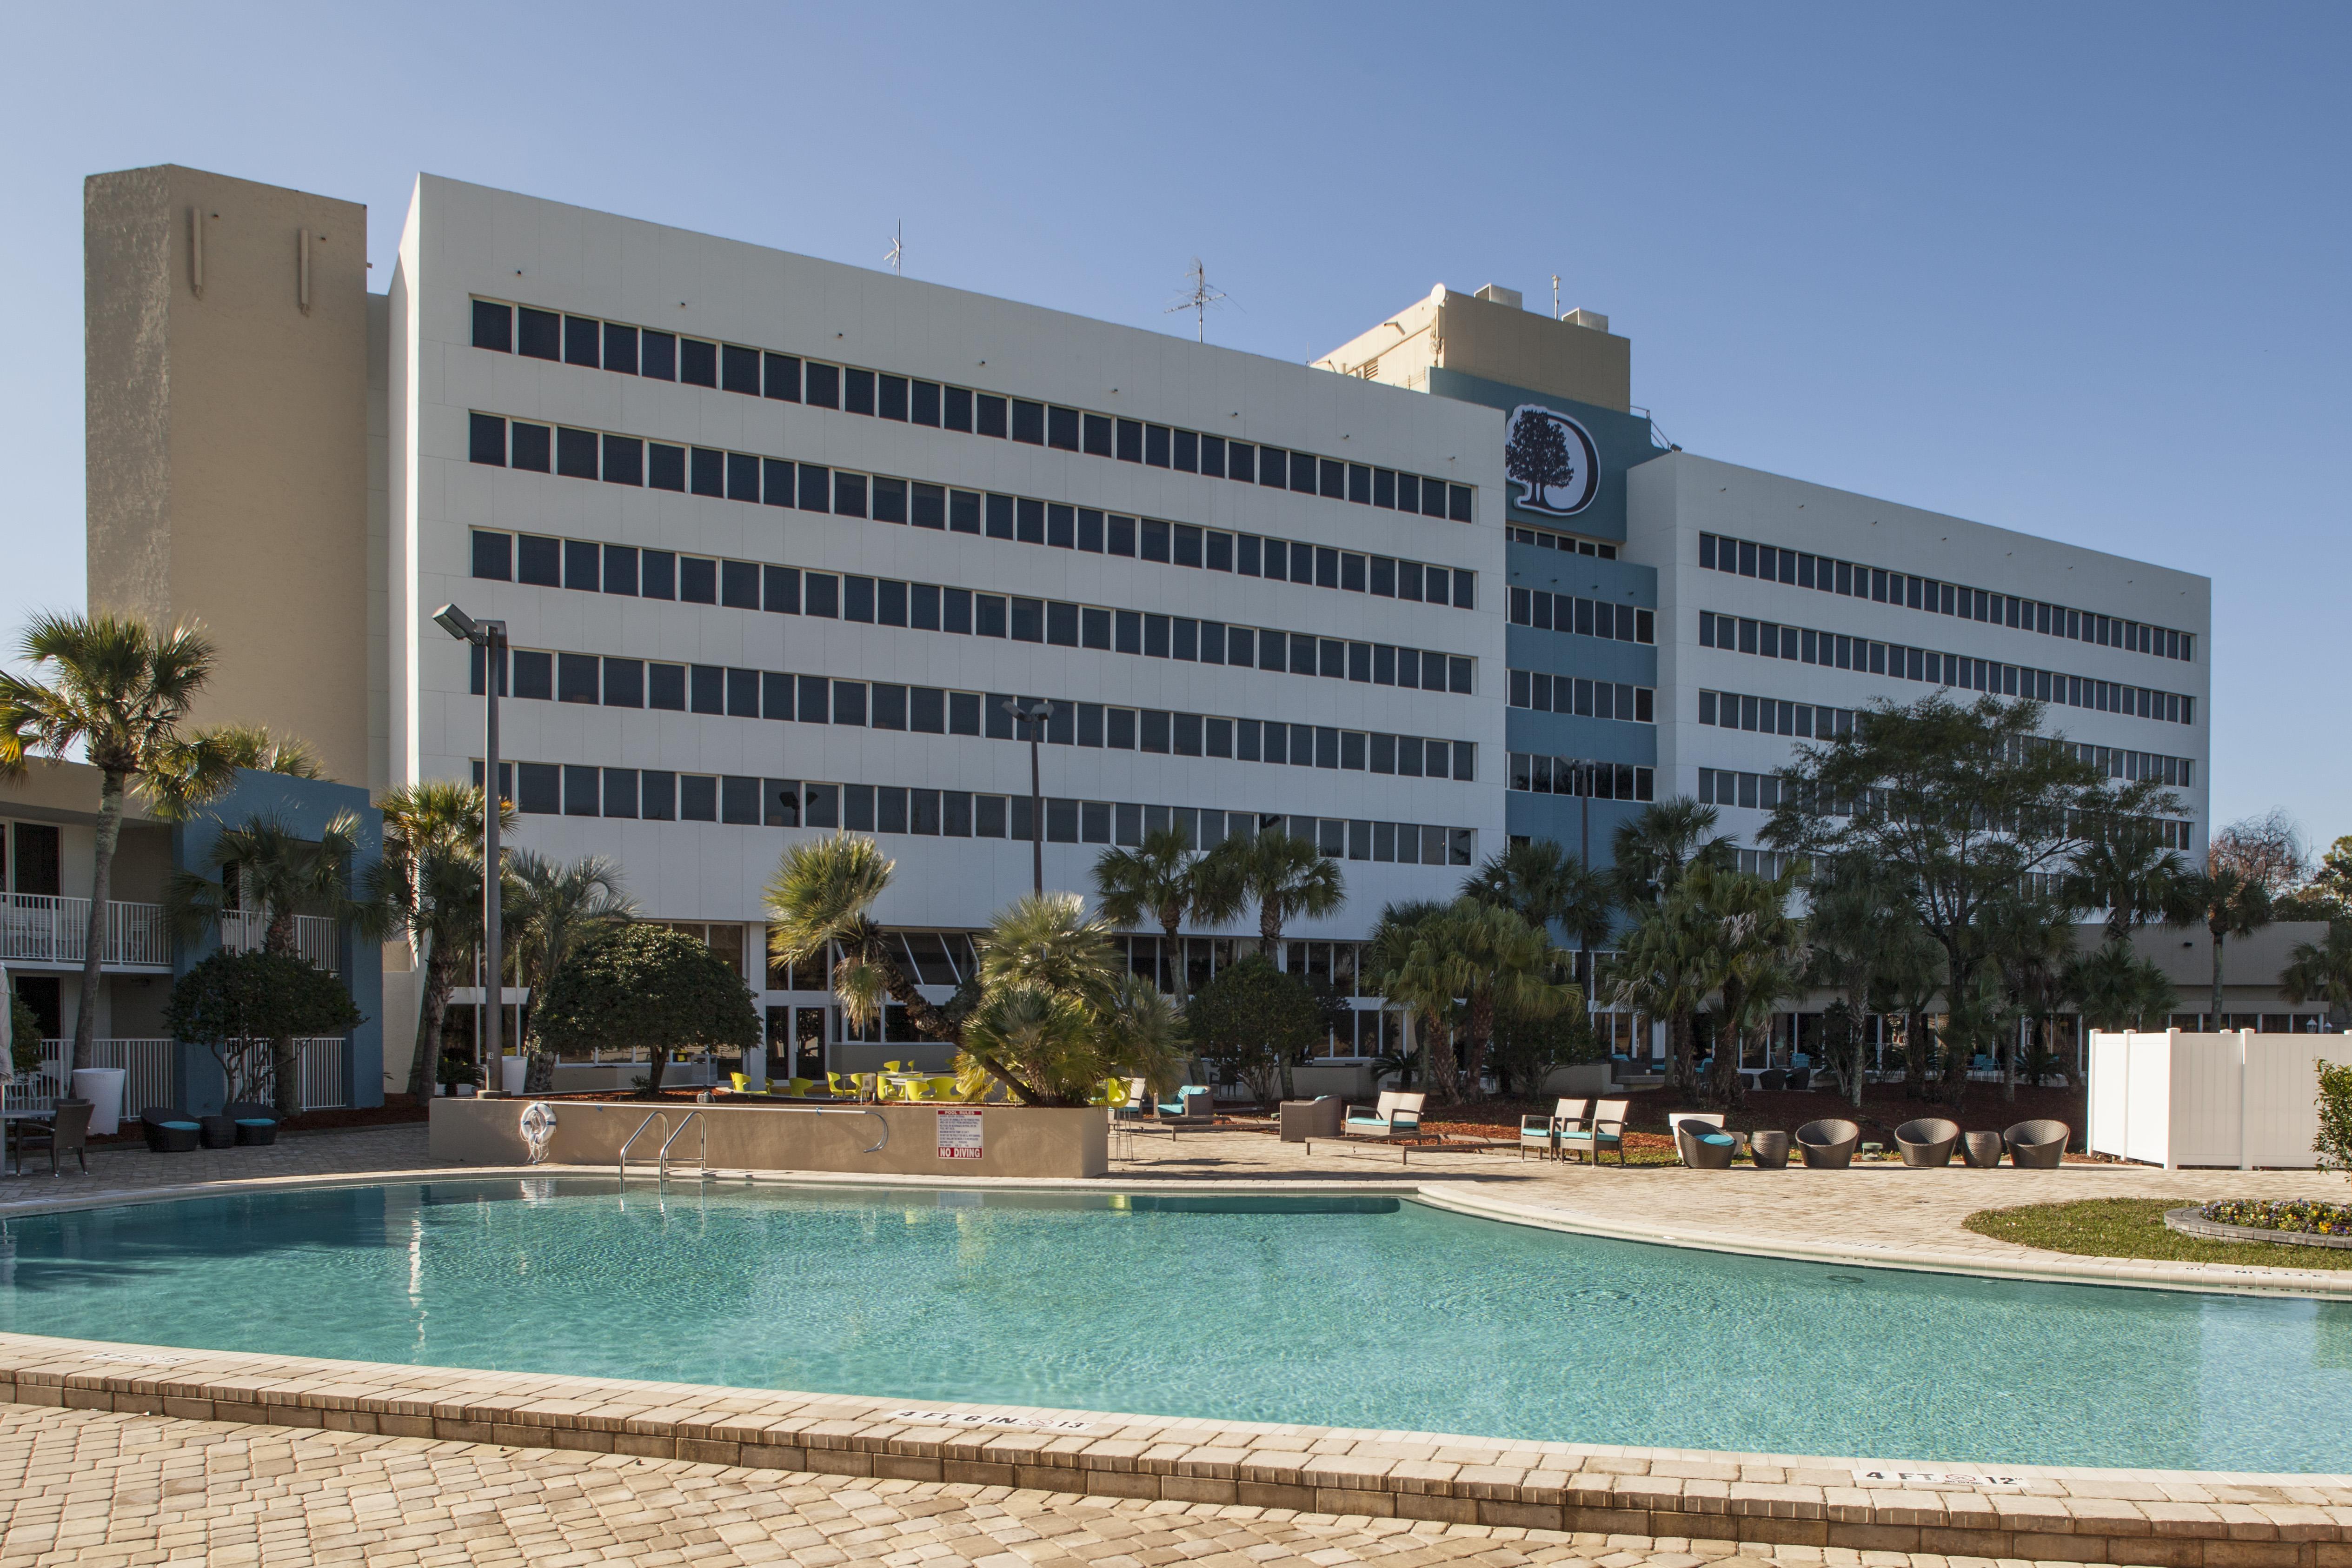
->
[1871,918,1947,1102]
[169,810,372,1115]
[2187,864,2271,1028]
[1462,839,1614,993]
[204,724,328,781]
[504,851,636,1091]
[956,893,1186,1105]
[1609,797,1735,910]
[1198,828,1345,952]
[2281,924,2352,1028]
[1366,899,1449,1093]
[1690,865,1806,1109]
[2069,816,2192,947]
[1801,852,1902,1106]
[1608,887,1716,1095]
[766,832,963,1050]
[374,782,507,1102]
[1393,899,1574,1102]
[0,613,233,1075]
[1092,824,1214,1000]
[2067,939,2179,1032]
[1984,890,2080,1100]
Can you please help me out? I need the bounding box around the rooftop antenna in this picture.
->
[884,221,904,276]
[1551,274,1560,317]
[1166,257,1229,343]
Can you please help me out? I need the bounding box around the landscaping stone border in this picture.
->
[3,1329,2349,1567]
[2165,1206,2352,1250]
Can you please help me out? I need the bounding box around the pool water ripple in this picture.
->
[0,1178,2345,1473]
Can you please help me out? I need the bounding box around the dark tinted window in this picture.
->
[763,564,798,612]
[845,367,875,415]
[468,413,506,466]
[603,658,643,707]
[640,330,676,380]
[977,394,1008,437]
[511,650,553,700]
[764,353,801,400]
[509,423,550,472]
[517,535,560,586]
[563,539,599,591]
[517,762,560,814]
[721,344,759,394]
[1175,430,1198,472]
[1011,399,1044,445]
[648,443,685,491]
[803,573,837,617]
[641,771,676,819]
[911,483,945,529]
[1146,425,1171,467]
[604,769,638,818]
[557,427,598,479]
[1202,434,1228,478]
[680,339,717,387]
[1319,457,1345,498]
[872,477,907,524]
[690,664,724,714]
[911,380,940,425]
[1448,484,1473,523]
[517,307,559,360]
[641,550,675,599]
[1260,448,1288,489]
[798,465,829,511]
[471,531,511,581]
[472,300,512,352]
[763,456,793,504]
[689,447,724,497]
[722,776,762,825]
[943,385,973,431]
[1047,405,1078,450]
[804,362,839,408]
[603,323,638,374]
[721,559,760,609]
[564,316,599,367]
[834,472,866,516]
[680,776,718,822]
[558,652,598,704]
[880,375,908,421]
[679,557,717,604]
[603,435,642,485]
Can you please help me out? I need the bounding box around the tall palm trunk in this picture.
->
[1667,1008,1696,1094]
[71,770,127,1076]
[260,911,303,1117]
[1161,908,1186,1003]
[406,940,454,1101]
[1903,1010,1929,1100]
[2210,929,2226,1027]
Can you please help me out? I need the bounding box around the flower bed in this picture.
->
[2200,1198,2352,1236]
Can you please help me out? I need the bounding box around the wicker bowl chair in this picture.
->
[1795,1118,1862,1169]
[140,1108,202,1154]
[1894,1117,1961,1168]
[1672,1115,1738,1169]
[2004,1119,2070,1169]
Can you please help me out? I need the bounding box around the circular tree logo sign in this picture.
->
[1505,404,1601,516]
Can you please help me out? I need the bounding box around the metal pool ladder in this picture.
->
[619,1110,707,1185]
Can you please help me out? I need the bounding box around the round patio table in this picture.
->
[1962,1130,2004,1168]
[1748,1129,1791,1169]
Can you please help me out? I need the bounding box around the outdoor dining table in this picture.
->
[1,1108,56,1177]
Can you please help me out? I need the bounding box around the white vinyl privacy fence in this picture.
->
[2087,1029,2352,1169]
[4,1038,351,1118]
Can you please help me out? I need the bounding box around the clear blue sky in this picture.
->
[4,4,2343,844]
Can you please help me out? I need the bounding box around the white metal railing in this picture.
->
[4,1036,349,1118]
[0,894,171,968]
[218,910,340,973]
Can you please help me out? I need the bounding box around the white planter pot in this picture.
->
[500,1056,528,1096]
[453,1083,475,1097]
[72,1068,126,1135]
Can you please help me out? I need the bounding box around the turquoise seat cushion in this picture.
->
[158,1121,200,1131]
[1346,1116,1393,1128]
[235,1118,275,1127]
[1696,1132,1734,1146]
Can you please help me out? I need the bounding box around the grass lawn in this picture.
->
[1963,1197,2352,1270]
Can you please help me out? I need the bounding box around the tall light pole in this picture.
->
[1002,699,1054,895]
[434,603,507,1096]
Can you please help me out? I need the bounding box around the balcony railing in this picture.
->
[4,1037,351,1118]
[218,910,341,974]
[0,894,170,968]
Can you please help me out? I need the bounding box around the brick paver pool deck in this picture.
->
[3,1120,2349,1565]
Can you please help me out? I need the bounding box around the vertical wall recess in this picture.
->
[188,206,204,298]
[297,227,311,313]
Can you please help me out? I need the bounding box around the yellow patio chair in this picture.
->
[927,1075,958,1101]
[729,1072,750,1094]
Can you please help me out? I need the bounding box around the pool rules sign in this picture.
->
[936,1108,983,1160]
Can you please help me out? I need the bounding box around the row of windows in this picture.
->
[472,648,1478,780]
[1699,765,2196,848]
[1510,526,1617,559]
[466,414,1479,610]
[469,299,1476,522]
[472,759,1476,864]
[1697,611,2195,726]
[1506,585,1654,645]
[1697,531,2194,664]
[1505,756,1656,803]
[1699,691,1859,740]
[1507,671,1655,725]
[2064,741,2195,789]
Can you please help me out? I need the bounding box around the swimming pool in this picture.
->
[2,1178,2345,1473]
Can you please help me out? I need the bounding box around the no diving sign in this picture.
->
[936,1108,983,1160]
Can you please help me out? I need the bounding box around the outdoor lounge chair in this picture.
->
[13,1099,90,1176]
[1558,1098,1629,1165]
[1895,1117,1961,1168]
[1520,1097,1589,1160]
[1280,1095,1344,1141]
[2004,1118,2069,1168]
[1342,1090,1425,1141]
[222,1100,280,1146]
[1156,1085,1214,1123]
[140,1108,202,1154]
[1795,1118,1861,1169]
[1671,1112,1738,1169]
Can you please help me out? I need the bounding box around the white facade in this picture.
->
[385,178,1509,1014]
[1632,451,2212,860]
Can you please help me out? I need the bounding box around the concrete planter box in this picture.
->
[429,1096,1108,1179]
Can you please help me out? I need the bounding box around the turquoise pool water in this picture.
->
[2,1178,2346,1473]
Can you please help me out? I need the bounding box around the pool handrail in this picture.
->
[619,1105,893,1183]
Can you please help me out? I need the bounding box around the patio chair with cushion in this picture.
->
[222,1101,279,1146]
[1342,1090,1425,1141]
[1796,1118,1862,1169]
[1759,1068,1787,1091]
[1280,1095,1345,1142]
[140,1108,202,1154]
[13,1100,91,1176]
[2004,1119,2070,1169]
[1559,1098,1630,1165]
[1671,1112,1738,1169]
[1157,1085,1215,1123]
[1895,1117,1961,1168]
[1520,1098,1589,1160]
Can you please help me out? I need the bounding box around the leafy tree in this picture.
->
[166,949,362,1109]
[7,990,43,1078]
[1607,885,1718,1095]
[0,612,237,1073]
[1871,916,1947,1101]
[532,924,760,1096]
[2066,940,2178,1033]
[1186,953,1329,1107]
[1365,900,1449,1092]
[2186,814,2306,1025]
[2068,815,2193,946]
[372,782,509,1102]
[170,810,376,1115]
[1198,828,1344,949]
[1764,692,2173,1091]
[2315,1061,2352,1189]
[1690,864,1806,1109]
[1505,408,1575,505]
[2277,836,2352,923]
[1984,889,2082,1098]
[2281,923,2352,1028]
[1800,851,1907,1106]
[956,893,1185,1106]
[1462,839,1613,994]
[1487,991,1598,1101]
[504,851,635,1092]
[1384,899,1572,1102]
[1609,798,1735,910]
[1092,824,1216,1000]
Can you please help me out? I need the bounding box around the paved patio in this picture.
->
[0,1404,2172,1568]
